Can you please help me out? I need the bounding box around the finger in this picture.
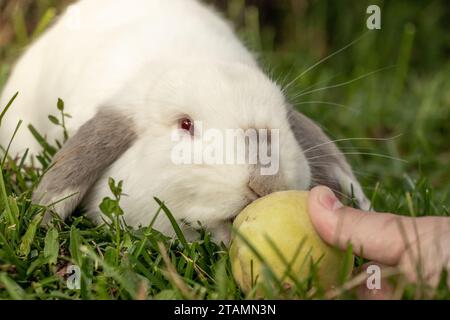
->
[308,186,419,265]
[399,232,450,290]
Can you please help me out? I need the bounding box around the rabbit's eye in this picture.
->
[179,117,194,135]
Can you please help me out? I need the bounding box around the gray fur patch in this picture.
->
[246,129,285,197]
[248,166,283,197]
[287,106,358,197]
[34,108,137,223]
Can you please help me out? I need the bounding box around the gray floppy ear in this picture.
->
[34,108,137,224]
[287,107,370,210]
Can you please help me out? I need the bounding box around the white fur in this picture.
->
[0,0,360,242]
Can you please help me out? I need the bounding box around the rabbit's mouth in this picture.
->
[226,198,254,226]
[227,217,237,227]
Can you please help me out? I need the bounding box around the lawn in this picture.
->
[0,0,449,299]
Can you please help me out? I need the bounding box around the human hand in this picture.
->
[308,186,450,298]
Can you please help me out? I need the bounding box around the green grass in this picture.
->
[0,0,449,299]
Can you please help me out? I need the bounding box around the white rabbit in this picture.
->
[0,0,369,243]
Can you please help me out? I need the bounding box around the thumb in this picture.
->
[308,186,409,265]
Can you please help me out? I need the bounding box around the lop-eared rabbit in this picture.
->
[0,0,369,243]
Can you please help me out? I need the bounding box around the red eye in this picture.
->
[179,117,194,134]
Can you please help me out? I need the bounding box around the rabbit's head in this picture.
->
[35,61,369,243]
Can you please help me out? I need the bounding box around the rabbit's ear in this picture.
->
[287,107,370,210]
[34,109,137,224]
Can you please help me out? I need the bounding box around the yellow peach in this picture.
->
[230,190,353,295]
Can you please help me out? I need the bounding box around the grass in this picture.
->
[0,0,449,299]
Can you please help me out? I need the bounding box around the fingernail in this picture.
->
[318,187,344,211]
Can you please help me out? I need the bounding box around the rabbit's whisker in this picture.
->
[306,151,407,163]
[303,135,403,154]
[282,31,369,92]
[292,100,357,112]
[290,65,395,100]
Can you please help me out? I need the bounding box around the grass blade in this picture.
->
[153,197,189,249]
[18,212,43,258]
[0,92,18,127]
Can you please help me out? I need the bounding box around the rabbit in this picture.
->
[0,0,370,244]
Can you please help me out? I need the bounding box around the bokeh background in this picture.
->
[1,0,449,215]
[0,0,449,301]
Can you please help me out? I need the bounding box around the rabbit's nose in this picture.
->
[246,186,260,201]
[245,127,283,197]
[247,166,283,198]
